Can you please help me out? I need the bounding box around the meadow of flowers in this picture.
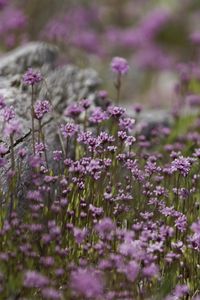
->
[0,54,199,299]
[1,0,200,300]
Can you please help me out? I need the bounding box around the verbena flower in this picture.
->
[4,119,22,137]
[111,56,129,75]
[22,68,43,86]
[107,105,125,118]
[23,270,49,288]
[2,106,15,121]
[89,107,108,124]
[64,102,83,117]
[60,122,79,138]
[70,268,104,298]
[80,98,91,109]
[34,100,51,120]
[41,287,62,300]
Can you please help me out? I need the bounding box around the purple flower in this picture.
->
[64,102,83,118]
[123,260,139,282]
[125,136,136,146]
[53,150,63,161]
[0,144,8,155]
[80,98,91,109]
[0,0,6,9]
[98,90,108,100]
[0,157,7,167]
[23,270,49,288]
[40,256,55,267]
[41,288,62,300]
[89,107,108,124]
[34,100,51,120]
[119,117,135,131]
[2,106,15,122]
[171,156,194,177]
[190,31,200,45]
[191,220,200,234]
[175,214,187,232]
[132,103,143,114]
[4,119,22,137]
[73,227,87,244]
[95,218,116,236]
[18,147,27,159]
[107,105,125,118]
[70,268,104,298]
[35,142,47,155]
[22,68,43,86]
[143,263,159,278]
[186,94,200,107]
[60,122,78,138]
[173,284,189,298]
[111,57,129,75]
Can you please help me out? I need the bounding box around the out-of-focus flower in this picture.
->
[190,31,200,45]
[4,119,22,137]
[23,270,49,288]
[64,102,83,118]
[186,94,200,107]
[2,106,15,122]
[111,57,129,75]
[41,287,62,300]
[70,268,104,298]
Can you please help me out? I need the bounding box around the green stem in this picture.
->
[116,73,122,104]
[31,85,35,155]
[9,134,15,220]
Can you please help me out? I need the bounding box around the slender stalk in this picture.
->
[31,85,35,155]
[41,127,49,169]
[10,134,15,171]
[9,134,15,220]
[38,119,42,144]
[116,73,121,104]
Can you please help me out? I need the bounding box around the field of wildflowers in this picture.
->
[1,0,200,299]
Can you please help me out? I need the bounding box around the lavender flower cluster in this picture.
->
[0,57,200,300]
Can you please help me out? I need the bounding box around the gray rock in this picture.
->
[0,42,101,208]
[0,42,101,139]
[39,65,100,113]
[136,109,173,135]
[124,105,173,136]
[0,42,58,76]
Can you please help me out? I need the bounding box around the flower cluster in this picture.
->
[0,78,200,299]
[34,100,51,120]
[22,68,43,86]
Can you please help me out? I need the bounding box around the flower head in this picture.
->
[60,122,78,138]
[22,68,43,86]
[4,119,22,137]
[70,268,104,298]
[111,57,129,75]
[34,100,51,120]
[2,106,15,122]
[23,270,49,288]
[64,102,83,118]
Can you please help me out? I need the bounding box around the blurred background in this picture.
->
[1,0,200,107]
